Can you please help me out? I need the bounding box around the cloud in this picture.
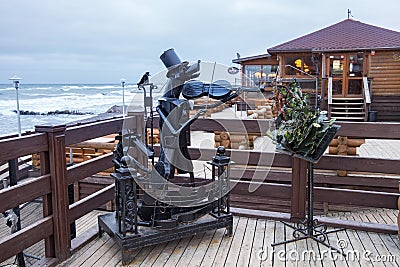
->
[0,0,399,83]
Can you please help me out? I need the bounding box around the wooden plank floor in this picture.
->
[58,208,400,267]
[0,201,107,266]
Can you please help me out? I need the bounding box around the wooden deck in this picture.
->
[1,122,400,267]
[56,208,399,267]
[0,201,107,266]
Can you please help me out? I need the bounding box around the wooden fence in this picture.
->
[0,115,141,266]
[0,114,399,266]
[188,119,400,234]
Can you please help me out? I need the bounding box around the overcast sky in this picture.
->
[0,0,399,84]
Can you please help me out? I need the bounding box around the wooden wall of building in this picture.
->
[369,51,400,121]
[369,50,400,96]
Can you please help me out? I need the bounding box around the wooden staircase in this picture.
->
[327,77,371,122]
[330,98,365,121]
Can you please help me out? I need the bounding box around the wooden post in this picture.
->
[290,157,307,221]
[36,125,70,261]
[398,182,400,238]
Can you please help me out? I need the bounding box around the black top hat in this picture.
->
[160,48,188,77]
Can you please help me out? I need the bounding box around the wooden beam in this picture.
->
[314,187,399,209]
[66,153,113,184]
[0,216,53,263]
[336,121,400,139]
[316,155,399,174]
[0,175,51,213]
[231,181,291,200]
[230,168,400,190]
[148,117,273,134]
[290,158,307,220]
[70,225,99,255]
[65,117,135,145]
[69,184,115,222]
[0,133,48,162]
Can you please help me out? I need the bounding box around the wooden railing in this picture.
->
[0,114,141,266]
[152,118,400,234]
[363,77,372,121]
[327,77,333,118]
[1,113,399,265]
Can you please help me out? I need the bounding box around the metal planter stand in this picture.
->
[272,125,345,254]
[272,161,344,253]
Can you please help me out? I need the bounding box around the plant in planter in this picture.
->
[268,80,337,161]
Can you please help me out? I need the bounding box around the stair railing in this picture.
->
[328,77,333,118]
[363,77,371,121]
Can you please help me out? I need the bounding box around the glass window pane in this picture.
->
[332,80,342,95]
[349,53,363,77]
[284,55,298,75]
[244,65,261,87]
[329,56,344,78]
[348,80,362,94]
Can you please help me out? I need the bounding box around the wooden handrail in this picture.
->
[363,77,371,121]
[327,77,333,104]
[0,216,53,263]
[327,77,333,118]
[363,77,371,104]
[66,152,113,185]
[69,184,115,222]
[0,133,48,162]
[149,118,400,139]
[0,174,51,213]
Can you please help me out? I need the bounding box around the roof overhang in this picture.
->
[268,46,400,54]
[232,53,271,64]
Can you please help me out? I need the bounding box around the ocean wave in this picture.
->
[61,85,81,90]
[82,85,119,90]
[0,86,15,91]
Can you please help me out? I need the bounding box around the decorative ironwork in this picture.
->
[272,161,345,255]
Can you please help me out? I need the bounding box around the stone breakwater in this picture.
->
[13,110,95,116]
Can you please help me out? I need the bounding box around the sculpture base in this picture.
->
[98,212,233,265]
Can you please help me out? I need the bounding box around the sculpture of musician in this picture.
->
[155,48,239,184]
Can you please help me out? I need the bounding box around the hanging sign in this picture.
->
[227,66,239,75]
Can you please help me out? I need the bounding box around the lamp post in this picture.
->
[120,78,126,118]
[9,76,22,137]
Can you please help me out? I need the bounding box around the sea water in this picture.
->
[0,84,161,137]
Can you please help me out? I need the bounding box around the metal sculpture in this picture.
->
[99,49,236,264]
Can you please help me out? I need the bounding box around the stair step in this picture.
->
[332,116,364,120]
[331,112,365,115]
[332,97,364,100]
[331,107,364,110]
[330,102,364,105]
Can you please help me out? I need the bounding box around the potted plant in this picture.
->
[268,80,339,163]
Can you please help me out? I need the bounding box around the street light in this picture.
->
[9,76,22,137]
[120,78,126,118]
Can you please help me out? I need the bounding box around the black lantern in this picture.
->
[209,146,231,217]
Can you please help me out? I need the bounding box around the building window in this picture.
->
[244,65,278,88]
[284,55,318,76]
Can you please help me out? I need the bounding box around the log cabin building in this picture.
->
[233,19,400,122]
